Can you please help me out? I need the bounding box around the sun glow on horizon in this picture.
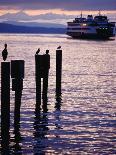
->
[0,9,116,16]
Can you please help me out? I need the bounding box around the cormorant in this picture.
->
[36,48,40,55]
[46,50,49,55]
[57,46,61,49]
[2,44,8,61]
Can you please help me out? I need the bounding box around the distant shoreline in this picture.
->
[0,23,66,34]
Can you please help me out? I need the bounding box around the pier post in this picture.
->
[35,50,50,108]
[42,50,50,98]
[11,60,25,124]
[1,62,10,152]
[56,49,62,96]
[35,54,43,105]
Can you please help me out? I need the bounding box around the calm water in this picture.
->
[0,34,116,154]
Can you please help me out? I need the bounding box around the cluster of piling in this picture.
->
[35,50,50,104]
[1,46,62,152]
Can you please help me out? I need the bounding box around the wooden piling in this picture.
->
[11,60,24,124]
[35,53,50,103]
[42,53,50,98]
[14,79,23,124]
[1,62,10,150]
[35,55,43,104]
[56,49,62,95]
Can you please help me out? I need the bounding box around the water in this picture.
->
[0,34,116,154]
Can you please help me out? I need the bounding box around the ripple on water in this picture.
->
[0,34,116,154]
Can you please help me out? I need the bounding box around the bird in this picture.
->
[46,49,49,55]
[2,43,8,61]
[57,46,61,49]
[36,48,40,55]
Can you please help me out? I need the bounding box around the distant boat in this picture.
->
[66,12,115,39]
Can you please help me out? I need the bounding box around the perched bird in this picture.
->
[36,48,40,55]
[45,49,49,55]
[57,46,61,49]
[2,43,8,61]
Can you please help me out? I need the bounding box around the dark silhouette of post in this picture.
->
[42,95,48,113]
[35,54,43,104]
[11,60,25,124]
[33,97,48,154]
[42,50,50,98]
[13,121,22,154]
[54,95,62,133]
[1,62,10,153]
[56,49,62,96]
[35,50,50,106]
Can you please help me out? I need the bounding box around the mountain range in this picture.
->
[0,11,72,33]
[0,11,74,21]
[0,11,74,28]
[0,11,74,33]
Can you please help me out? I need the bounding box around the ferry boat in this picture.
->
[67,12,115,39]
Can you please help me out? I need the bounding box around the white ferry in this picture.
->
[67,12,115,39]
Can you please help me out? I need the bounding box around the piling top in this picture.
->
[1,62,10,79]
[56,49,62,52]
[1,61,10,70]
[11,60,25,79]
[56,49,62,57]
[1,62,10,73]
[56,46,62,53]
[11,60,24,63]
[1,61,10,65]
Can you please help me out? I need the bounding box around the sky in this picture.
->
[0,0,116,15]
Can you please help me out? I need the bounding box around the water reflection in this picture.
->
[33,97,49,154]
[13,122,22,154]
[55,95,62,132]
[1,112,22,154]
[1,128,10,154]
[0,34,115,154]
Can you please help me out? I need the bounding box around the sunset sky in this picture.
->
[0,0,116,15]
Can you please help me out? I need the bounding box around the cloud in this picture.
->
[0,0,116,11]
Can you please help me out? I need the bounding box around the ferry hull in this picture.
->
[67,32,115,39]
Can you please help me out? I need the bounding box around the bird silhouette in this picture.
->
[2,43,8,61]
[36,48,40,55]
[45,50,49,54]
[57,46,61,49]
